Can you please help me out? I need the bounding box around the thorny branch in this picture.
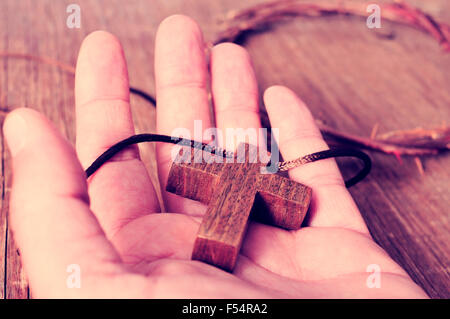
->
[0,0,449,160]
[212,0,450,51]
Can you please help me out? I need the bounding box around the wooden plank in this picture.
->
[0,0,448,298]
[2,0,32,299]
[0,0,7,299]
[0,129,6,300]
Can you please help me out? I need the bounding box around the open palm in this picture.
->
[4,15,426,298]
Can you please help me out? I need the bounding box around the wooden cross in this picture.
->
[166,143,312,272]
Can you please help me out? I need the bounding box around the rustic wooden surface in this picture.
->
[0,0,449,298]
[168,143,311,271]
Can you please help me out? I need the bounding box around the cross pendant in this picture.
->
[166,143,312,272]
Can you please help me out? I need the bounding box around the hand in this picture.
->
[3,15,427,298]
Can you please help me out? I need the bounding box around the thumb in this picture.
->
[3,108,125,298]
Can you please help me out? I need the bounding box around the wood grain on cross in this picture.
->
[166,143,312,271]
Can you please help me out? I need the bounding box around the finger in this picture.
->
[264,86,369,234]
[155,15,212,215]
[210,43,263,149]
[75,31,160,239]
[3,108,125,297]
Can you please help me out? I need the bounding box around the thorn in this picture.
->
[394,151,403,164]
[414,157,425,175]
[370,123,380,139]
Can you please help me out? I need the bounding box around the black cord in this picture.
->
[85,88,371,187]
[130,87,156,105]
[85,134,232,178]
[85,133,371,187]
[295,148,372,188]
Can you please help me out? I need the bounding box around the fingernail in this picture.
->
[3,112,27,156]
